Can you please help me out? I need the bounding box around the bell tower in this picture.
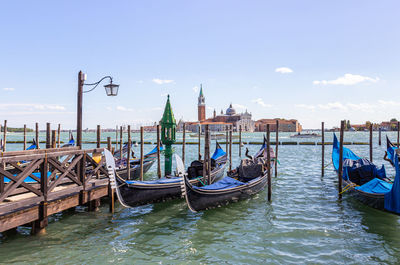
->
[198,84,205,121]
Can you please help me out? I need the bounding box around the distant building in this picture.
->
[255,119,302,132]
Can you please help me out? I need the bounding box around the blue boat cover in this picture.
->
[126,177,180,185]
[356,178,392,194]
[194,177,244,190]
[332,134,361,171]
[386,136,397,165]
[384,153,400,214]
[4,171,52,183]
[211,145,226,160]
[145,144,164,157]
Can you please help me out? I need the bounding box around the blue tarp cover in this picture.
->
[384,153,400,214]
[126,177,180,185]
[356,178,392,194]
[4,172,52,183]
[386,136,397,165]
[332,134,361,171]
[211,146,226,160]
[194,177,244,190]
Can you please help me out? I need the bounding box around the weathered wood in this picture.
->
[229,126,232,171]
[198,124,201,160]
[0,167,42,197]
[107,137,112,152]
[321,122,325,177]
[182,123,186,165]
[51,130,56,148]
[35,122,39,149]
[207,126,211,185]
[115,125,118,151]
[275,120,279,178]
[378,127,381,146]
[46,123,51,149]
[226,125,229,156]
[398,122,400,148]
[48,155,83,192]
[140,126,144,181]
[239,125,242,157]
[1,146,80,157]
[119,126,123,161]
[57,124,61,148]
[97,125,101,148]
[267,124,271,202]
[127,125,131,180]
[338,120,345,198]
[23,124,27,150]
[76,71,83,148]
[157,124,161,178]
[369,124,373,162]
[3,120,7,152]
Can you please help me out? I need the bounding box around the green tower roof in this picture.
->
[161,95,176,125]
[199,84,204,97]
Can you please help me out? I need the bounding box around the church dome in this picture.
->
[226,104,236,115]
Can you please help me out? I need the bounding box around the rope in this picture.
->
[194,176,206,186]
[339,183,358,195]
[323,162,332,169]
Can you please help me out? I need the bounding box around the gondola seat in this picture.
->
[193,177,245,190]
[238,157,265,181]
[188,160,204,179]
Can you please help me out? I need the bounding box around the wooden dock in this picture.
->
[0,147,112,234]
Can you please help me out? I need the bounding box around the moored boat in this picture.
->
[181,138,275,212]
[105,143,227,207]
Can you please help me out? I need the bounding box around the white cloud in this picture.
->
[378,100,400,107]
[152,78,174,85]
[0,103,65,111]
[232,103,247,111]
[116,106,134,112]
[275,67,293,74]
[160,93,168,97]
[295,104,316,111]
[192,86,199,93]
[313,74,379,86]
[317,102,347,111]
[252,98,272,108]
[3,87,15,91]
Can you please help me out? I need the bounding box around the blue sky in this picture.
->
[1,0,399,129]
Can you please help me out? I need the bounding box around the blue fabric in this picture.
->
[385,153,400,214]
[211,146,226,160]
[145,144,164,157]
[26,144,36,150]
[332,134,361,171]
[194,177,245,190]
[386,136,397,165]
[4,172,52,183]
[356,178,392,194]
[126,177,180,185]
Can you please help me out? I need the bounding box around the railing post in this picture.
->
[33,156,48,234]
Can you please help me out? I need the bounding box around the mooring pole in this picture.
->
[35,122,39,149]
[229,125,232,171]
[397,121,399,148]
[76,71,84,148]
[46,123,51,149]
[157,124,161,178]
[267,124,271,202]
[378,127,381,146]
[239,125,242,157]
[115,125,118,150]
[181,123,186,165]
[140,126,144,181]
[107,136,114,214]
[3,120,7,152]
[369,123,373,162]
[57,124,61,148]
[119,126,123,161]
[127,125,131,180]
[207,126,212,185]
[23,124,27,150]
[275,120,279,177]
[51,130,56,148]
[338,120,345,198]
[225,125,229,154]
[198,124,201,160]
[203,125,209,184]
[96,125,101,148]
[321,122,325,177]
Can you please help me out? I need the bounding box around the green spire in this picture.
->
[199,84,204,97]
[161,94,176,125]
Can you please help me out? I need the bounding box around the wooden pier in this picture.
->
[0,146,112,234]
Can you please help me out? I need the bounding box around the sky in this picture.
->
[0,0,399,129]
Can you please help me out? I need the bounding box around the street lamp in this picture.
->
[77,71,119,147]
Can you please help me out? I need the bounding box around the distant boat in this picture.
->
[290,132,321,138]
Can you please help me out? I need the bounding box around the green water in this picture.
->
[1,131,400,264]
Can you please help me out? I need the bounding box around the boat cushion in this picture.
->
[126,177,180,185]
[355,178,392,194]
[194,177,245,190]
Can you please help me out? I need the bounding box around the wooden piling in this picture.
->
[321,122,325,177]
[157,124,161,178]
[207,126,211,185]
[51,130,56,148]
[33,152,48,234]
[198,124,201,160]
[225,125,229,154]
[267,124,271,202]
[275,120,279,178]
[35,122,39,149]
[140,126,144,181]
[57,124,61,148]
[229,125,232,171]
[397,121,399,148]
[23,124,27,150]
[46,123,51,149]
[338,120,345,198]
[115,125,118,150]
[369,123,373,162]
[378,127,381,146]
[203,125,210,184]
[182,123,186,165]
[107,136,115,213]
[127,125,131,180]
[3,120,7,152]
[239,125,242,157]
[119,126,123,161]
[96,125,101,148]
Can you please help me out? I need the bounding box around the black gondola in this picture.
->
[105,143,227,207]
[181,138,275,212]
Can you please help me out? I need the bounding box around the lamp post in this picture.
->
[77,71,119,147]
